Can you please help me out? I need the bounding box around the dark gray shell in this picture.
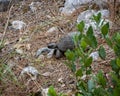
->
[57,35,75,52]
[57,32,80,52]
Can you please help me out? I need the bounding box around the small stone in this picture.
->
[41,88,49,96]
[12,20,26,30]
[15,49,23,54]
[61,84,65,87]
[47,27,58,33]
[89,51,99,61]
[58,77,63,83]
[29,1,41,12]
[20,66,39,80]
[81,75,87,80]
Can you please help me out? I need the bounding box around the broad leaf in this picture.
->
[65,50,75,61]
[86,26,94,37]
[97,71,107,88]
[101,22,109,37]
[110,59,120,73]
[93,12,101,24]
[48,86,57,96]
[88,79,95,92]
[98,46,106,60]
[113,45,120,57]
[105,36,113,48]
[76,69,83,77]
[80,38,88,50]
[116,58,120,67]
[115,33,120,45]
[84,36,97,49]
[90,36,98,49]
[84,57,93,67]
[77,21,85,33]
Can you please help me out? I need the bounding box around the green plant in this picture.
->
[48,12,120,96]
[65,12,120,96]
[48,86,66,96]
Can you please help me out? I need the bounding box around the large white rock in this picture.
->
[61,0,108,16]
[77,9,112,35]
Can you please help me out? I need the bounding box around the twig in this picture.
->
[0,5,13,46]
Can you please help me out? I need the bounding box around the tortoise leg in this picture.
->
[55,49,63,59]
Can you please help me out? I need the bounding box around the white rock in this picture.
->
[15,49,23,54]
[58,77,64,83]
[41,88,49,96]
[81,74,87,80]
[61,0,108,16]
[77,9,109,23]
[12,20,26,30]
[97,9,109,18]
[89,51,99,61]
[61,0,92,16]
[20,66,39,80]
[29,2,41,12]
[47,27,58,33]
[77,9,112,35]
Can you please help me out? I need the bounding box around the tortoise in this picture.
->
[36,32,80,59]
[48,32,81,58]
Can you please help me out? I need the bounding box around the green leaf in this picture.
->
[77,93,83,96]
[48,86,57,96]
[101,22,109,37]
[116,58,120,67]
[80,38,88,49]
[113,45,120,57]
[76,69,83,77]
[86,26,93,37]
[90,36,98,49]
[65,50,75,61]
[97,71,107,88]
[110,59,120,73]
[105,36,113,48]
[88,79,95,92]
[113,87,120,96]
[115,33,120,45]
[77,21,85,33]
[84,57,93,67]
[93,12,101,24]
[98,46,106,60]
[84,36,97,49]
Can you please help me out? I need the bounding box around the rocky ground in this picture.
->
[0,0,120,96]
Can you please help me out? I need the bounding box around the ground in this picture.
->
[0,0,120,96]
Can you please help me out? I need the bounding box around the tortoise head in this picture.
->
[47,42,57,49]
